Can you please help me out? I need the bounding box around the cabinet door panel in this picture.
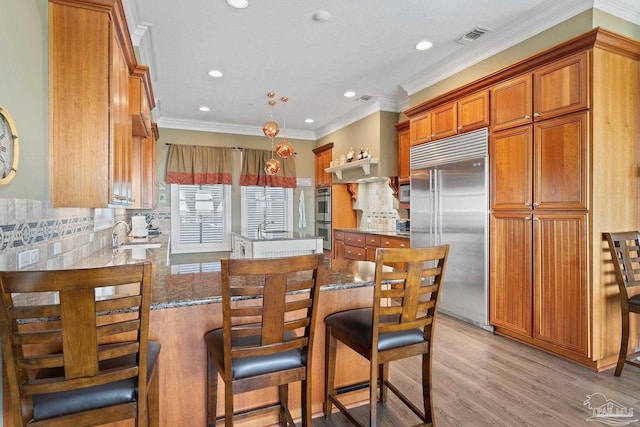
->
[397,125,410,182]
[490,126,533,210]
[533,51,588,120]
[430,102,457,141]
[533,213,588,356]
[458,90,489,133]
[534,112,587,210]
[491,74,532,132]
[410,112,431,146]
[490,213,533,335]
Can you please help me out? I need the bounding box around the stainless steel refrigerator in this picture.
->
[410,128,491,329]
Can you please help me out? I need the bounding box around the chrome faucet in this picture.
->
[112,220,130,247]
[257,220,275,236]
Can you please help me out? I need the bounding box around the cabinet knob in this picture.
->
[524,216,532,221]
[532,202,540,207]
[457,126,462,131]
[524,115,531,120]
[533,112,540,118]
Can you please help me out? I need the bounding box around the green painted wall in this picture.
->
[0,0,48,200]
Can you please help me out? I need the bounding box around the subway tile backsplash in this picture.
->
[0,198,170,271]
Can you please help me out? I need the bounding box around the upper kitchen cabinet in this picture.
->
[490,52,588,132]
[49,0,146,208]
[396,121,410,183]
[130,65,154,139]
[408,90,488,146]
[490,75,533,132]
[313,143,333,187]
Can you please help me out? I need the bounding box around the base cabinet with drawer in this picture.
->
[334,230,409,261]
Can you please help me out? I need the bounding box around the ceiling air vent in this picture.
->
[456,26,491,45]
[356,95,372,102]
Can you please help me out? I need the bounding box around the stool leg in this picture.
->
[324,325,337,418]
[422,352,433,423]
[302,374,312,427]
[278,383,289,426]
[369,355,378,427]
[148,361,160,427]
[379,362,388,403]
[615,305,631,377]
[206,354,219,427]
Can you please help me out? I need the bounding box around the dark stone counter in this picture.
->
[68,243,378,310]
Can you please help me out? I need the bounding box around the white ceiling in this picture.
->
[122,0,639,141]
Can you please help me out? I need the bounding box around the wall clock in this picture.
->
[0,106,19,186]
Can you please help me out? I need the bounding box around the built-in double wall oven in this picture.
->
[315,187,331,251]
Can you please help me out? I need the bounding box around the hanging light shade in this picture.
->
[276,139,294,158]
[264,158,281,175]
[263,120,280,138]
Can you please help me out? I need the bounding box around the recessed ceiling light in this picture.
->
[305,118,314,124]
[415,40,433,51]
[312,11,330,22]
[227,0,248,8]
[208,70,223,78]
[344,91,356,98]
[199,106,210,112]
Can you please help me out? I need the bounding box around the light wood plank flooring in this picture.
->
[310,314,640,426]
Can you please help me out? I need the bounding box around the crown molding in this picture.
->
[595,0,640,24]
[314,97,402,139]
[400,0,595,95]
[157,117,317,141]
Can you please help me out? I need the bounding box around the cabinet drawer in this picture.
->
[344,245,366,260]
[344,232,366,248]
[380,237,409,249]
[365,235,381,246]
[334,230,345,241]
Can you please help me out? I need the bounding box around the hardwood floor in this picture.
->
[309,314,640,426]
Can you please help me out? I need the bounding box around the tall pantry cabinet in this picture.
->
[488,30,640,369]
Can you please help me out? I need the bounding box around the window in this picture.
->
[241,186,293,235]
[171,184,231,253]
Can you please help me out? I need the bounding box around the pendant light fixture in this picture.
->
[263,92,294,175]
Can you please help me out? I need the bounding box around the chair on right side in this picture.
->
[324,245,449,427]
[604,231,640,376]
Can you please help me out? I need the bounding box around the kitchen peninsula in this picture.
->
[3,243,378,427]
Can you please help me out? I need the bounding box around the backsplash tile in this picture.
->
[0,198,170,271]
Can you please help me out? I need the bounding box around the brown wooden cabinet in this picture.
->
[333,230,345,260]
[533,52,588,121]
[334,230,409,261]
[430,101,458,141]
[457,90,490,133]
[396,121,410,183]
[490,74,533,132]
[490,51,588,132]
[410,91,488,146]
[406,29,640,370]
[49,0,153,208]
[409,111,431,146]
[313,143,333,187]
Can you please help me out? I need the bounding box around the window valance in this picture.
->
[240,148,296,188]
[165,145,232,185]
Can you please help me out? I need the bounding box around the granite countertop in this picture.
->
[334,229,410,239]
[232,231,323,242]
[64,243,378,310]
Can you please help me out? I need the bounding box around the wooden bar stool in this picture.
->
[604,231,640,376]
[0,262,160,426]
[205,253,323,426]
[324,245,449,427]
